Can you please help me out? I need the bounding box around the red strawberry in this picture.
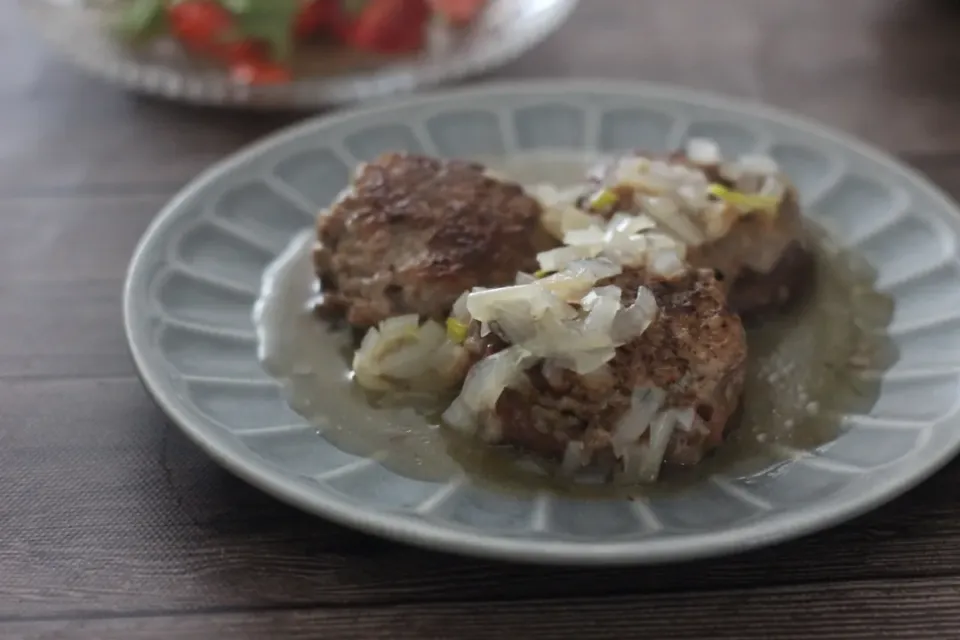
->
[295,0,341,39]
[167,1,233,51]
[349,0,430,54]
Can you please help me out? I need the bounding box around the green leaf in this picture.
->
[115,0,168,42]
[219,0,252,13]
[229,0,300,61]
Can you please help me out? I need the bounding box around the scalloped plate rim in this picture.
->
[124,79,960,565]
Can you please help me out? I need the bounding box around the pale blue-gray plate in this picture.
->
[124,80,960,565]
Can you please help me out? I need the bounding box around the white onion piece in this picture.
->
[379,314,420,338]
[466,285,537,322]
[539,210,687,277]
[521,313,614,359]
[611,387,666,450]
[677,183,711,211]
[584,285,622,305]
[554,347,618,375]
[718,162,744,183]
[451,290,471,323]
[454,345,534,413]
[353,316,466,392]
[613,156,653,188]
[685,137,722,165]
[561,258,623,283]
[441,345,534,435]
[737,154,780,176]
[543,203,598,240]
[702,201,737,239]
[376,339,439,379]
[564,227,607,247]
[515,271,537,285]
[611,287,658,343]
[539,259,621,302]
[649,250,686,278]
[635,411,677,482]
[672,407,697,432]
[641,195,706,246]
[609,213,657,235]
[441,397,478,434]
[582,289,622,337]
[530,182,598,240]
[537,245,600,273]
[528,182,583,206]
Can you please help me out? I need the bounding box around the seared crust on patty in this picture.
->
[314,153,556,327]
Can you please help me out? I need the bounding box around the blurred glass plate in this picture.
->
[20,0,578,108]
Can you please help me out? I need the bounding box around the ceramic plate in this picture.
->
[124,80,960,565]
[21,0,578,108]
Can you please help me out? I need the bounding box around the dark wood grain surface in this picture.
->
[5,0,960,638]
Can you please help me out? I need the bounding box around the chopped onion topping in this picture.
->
[606,386,710,482]
[637,411,677,482]
[530,182,600,240]
[442,257,663,433]
[736,153,780,176]
[450,291,471,324]
[440,345,535,434]
[536,212,687,278]
[640,195,707,246]
[353,315,468,392]
[611,287,658,343]
[614,403,704,483]
[562,141,791,252]
[611,387,667,452]
[685,137,722,165]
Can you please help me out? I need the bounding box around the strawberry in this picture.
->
[167,1,233,51]
[348,0,430,54]
[294,0,340,39]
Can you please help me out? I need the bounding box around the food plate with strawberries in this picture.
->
[21,0,578,107]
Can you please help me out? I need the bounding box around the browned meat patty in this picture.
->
[582,151,815,317]
[689,191,814,316]
[467,267,747,477]
[314,153,556,328]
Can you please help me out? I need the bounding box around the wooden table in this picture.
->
[4,1,960,638]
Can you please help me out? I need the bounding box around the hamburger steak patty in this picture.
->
[689,190,813,316]
[468,267,748,475]
[314,153,556,327]
[583,151,815,317]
